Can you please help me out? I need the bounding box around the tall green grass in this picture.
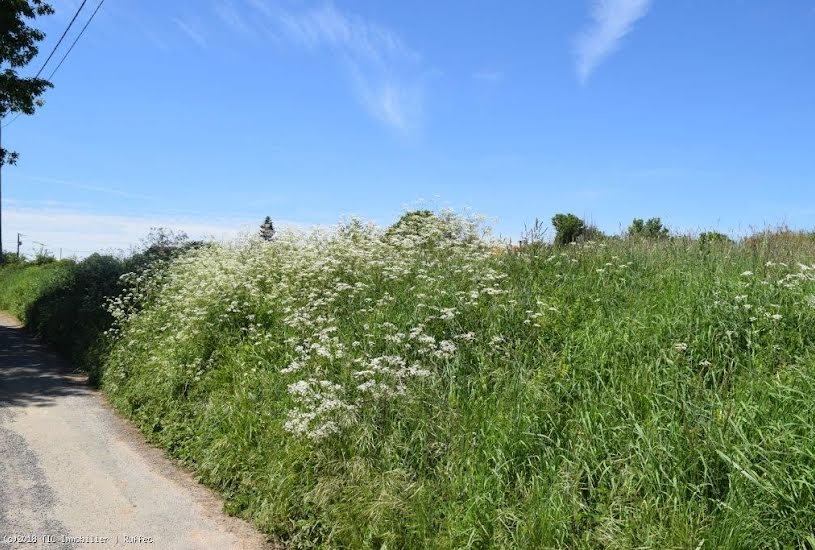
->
[97,218,815,548]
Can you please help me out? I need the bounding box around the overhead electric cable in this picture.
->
[2,0,103,128]
[35,0,89,78]
[47,0,105,81]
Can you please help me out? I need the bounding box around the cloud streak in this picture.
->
[213,1,255,38]
[23,176,157,201]
[249,3,425,132]
[574,0,652,84]
[173,16,207,48]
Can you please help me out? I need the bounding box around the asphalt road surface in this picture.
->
[0,312,271,549]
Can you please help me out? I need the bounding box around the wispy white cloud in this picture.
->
[346,63,424,132]
[142,28,170,51]
[173,16,208,48]
[248,2,426,132]
[574,0,652,84]
[23,176,157,201]
[213,1,256,38]
[275,4,418,64]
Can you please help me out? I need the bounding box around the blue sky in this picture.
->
[2,0,814,256]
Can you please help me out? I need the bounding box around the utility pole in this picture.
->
[17,233,22,259]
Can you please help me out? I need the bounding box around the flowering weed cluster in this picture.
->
[98,219,815,548]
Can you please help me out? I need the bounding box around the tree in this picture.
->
[551,213,585,245]
[1,0,54,166]
[628,217,669,239]
[125,227,204,274]
[1,1,54,264]
[259,216,275,241]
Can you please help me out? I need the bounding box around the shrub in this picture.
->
[551,213,585,245]
[578,223,606,242]
[385,209,485,248]
[628,217,669,239]
[699,231,733,245]
[32,251,57,264]
[0,251,26,265]
[127,227,204,271]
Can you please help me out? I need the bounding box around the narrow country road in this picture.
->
[0,312,272,549]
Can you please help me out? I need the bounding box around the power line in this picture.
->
[2,113,19,128]
[47,0,105,81]
[34,0,89,79]
[2,0,103,128]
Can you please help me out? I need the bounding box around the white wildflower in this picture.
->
[281,361,302,374]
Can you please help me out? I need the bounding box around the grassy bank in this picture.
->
[92,218,815,548]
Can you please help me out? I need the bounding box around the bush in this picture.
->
[0,251,25,265]
[628,217,669,239]
[577,223,606,242]
[551,213,585,245]
[699,231,733,245]
[127,227,205,271]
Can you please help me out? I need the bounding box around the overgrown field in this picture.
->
[4,217,815,547]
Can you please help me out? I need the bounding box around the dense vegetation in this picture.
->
[4,215,815,547]
[0,229,201,382]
